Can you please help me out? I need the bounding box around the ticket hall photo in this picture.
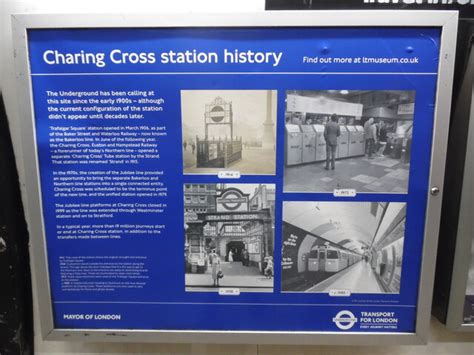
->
[284,90,415,193]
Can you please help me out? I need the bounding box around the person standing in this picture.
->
[364,117,375,158]
[242,248,249,266]
[324,113,341,170]
[228,249,234,262]
[368,121,378,159]
[377,121,388,156]
[183,141,187,151]
[210,249,221,287]
[191,142,196,154]
[264,257,274,279]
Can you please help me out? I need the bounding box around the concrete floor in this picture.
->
[183,146,276,175]
[306,261,384,294]
[185,259,273,292]
[284,154,409,193]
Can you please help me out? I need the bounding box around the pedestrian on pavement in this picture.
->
[210,249,221,287]
[264,257,274,279]
[324,113,341,170]
[228,249,234,262]
[191,142,196,154]
[183,141,187,151]
[242,248,249,266]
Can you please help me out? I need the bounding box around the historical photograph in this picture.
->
[284,90,415,193]
[463,238,474,324]
[281,201,406,294]
[184,183,275,292]
[181,90,277,175]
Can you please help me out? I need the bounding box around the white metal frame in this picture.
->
[11,11,458,344]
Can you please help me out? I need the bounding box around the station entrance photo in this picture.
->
[284,90,414,193]
[184,184,275,292]
[281,201,406,294]
[181,90,277,175]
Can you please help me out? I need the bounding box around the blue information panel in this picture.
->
[27,27,439,333]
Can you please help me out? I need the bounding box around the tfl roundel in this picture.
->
[217,190,248,212]
[210,105,225,122]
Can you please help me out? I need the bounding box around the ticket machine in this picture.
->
[301,125,316,163]
[337,126,350,159]
[354,126,365,156]
[346,126,358,157]
[313,124,326,161]
[352,125,364,156]
[285,124,303,166]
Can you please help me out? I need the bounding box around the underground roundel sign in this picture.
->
[332,310,358,330]
[210,105,225,123]
[217,189,248,212]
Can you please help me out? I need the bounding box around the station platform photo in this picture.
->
[284,90,414,193]
[281,201,405,294]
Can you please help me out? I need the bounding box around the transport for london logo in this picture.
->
[332,310,358,330]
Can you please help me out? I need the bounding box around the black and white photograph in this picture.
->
[181,90,277,175]
[463,238,474,324]
[281,201,405,294]
[184,183,275,292]
[284,90,415,193]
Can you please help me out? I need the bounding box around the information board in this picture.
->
[12,12,457,344]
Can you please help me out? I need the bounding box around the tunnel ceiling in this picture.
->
[338,238,370,252]
[283,202,378,252]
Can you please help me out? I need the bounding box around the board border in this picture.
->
[11,10,458,344]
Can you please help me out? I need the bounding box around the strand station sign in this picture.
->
[203,212,267,222]
[201,188,271,223]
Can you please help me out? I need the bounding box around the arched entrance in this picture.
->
[200,210,273,271]
[226,241,245,262]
